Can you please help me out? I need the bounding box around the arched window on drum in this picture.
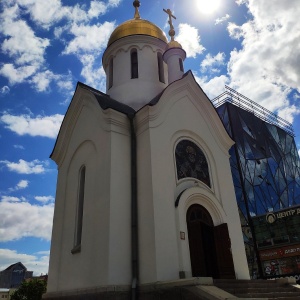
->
[175,140,211,187]
[131,49,138,79]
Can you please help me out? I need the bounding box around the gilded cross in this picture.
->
[163,8,176,41]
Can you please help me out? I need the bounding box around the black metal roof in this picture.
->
[78,82,136,116]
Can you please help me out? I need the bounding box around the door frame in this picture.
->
[175,186,230,278]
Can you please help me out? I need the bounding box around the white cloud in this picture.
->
[1,159,46,174]
[0,65,72,92]
[57,77,74,92]
[0,249,49,276]
[34,196,54,203]
[80,55,106,91]
[177,23,205,58]
[13,145,25,150]
[0,201,54,242]
[61,20,114,88]
[15,0,121,29]
[108,0,121,7]
[194,74,229,99]
[201,52,225,72]
[235,0,247,4]
[30,71,56,92]
[1,196,22,203]
[16,0,68,28]
[215,14,230,25]
[277,105,300,124]
[17,180,29,189]
[35,250,50,255]
[0,113,64,138]
[0,86,10,95]
[88,1,107,18]
[8,180,29,192]
[226,0,300,118]
[227,22,244,40]
[0,1,120,93]
[30,70,73,93]
[0,4,49,65]
[0,64,37,85]
[63,21,115,55]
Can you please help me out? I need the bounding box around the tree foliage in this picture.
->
[11,279,47,300]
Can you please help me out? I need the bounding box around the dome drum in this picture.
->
[103,35,168,110]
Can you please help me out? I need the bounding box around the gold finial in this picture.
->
[163,8,176,41]
[133,0,141,19]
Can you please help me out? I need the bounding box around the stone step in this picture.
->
[274,298,300,300]
[223,287,300,294]
[235,292,300,298]
[214,279,300,299]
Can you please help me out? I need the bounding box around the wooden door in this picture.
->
[187,219,206,276]
[214,223,236,279]
[187,205,218,277]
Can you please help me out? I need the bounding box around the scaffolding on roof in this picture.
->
[211,85,295,137]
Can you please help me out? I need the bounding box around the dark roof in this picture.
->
[147,72,192,107]
[66,72,198,120]
[3,262,26,271]
[78,82,136,116]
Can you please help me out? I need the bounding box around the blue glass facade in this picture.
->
[213,88,300,279]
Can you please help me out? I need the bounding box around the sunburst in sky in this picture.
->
[196,0,221,15]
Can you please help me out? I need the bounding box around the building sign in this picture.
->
[260,244,300,261]
[252,205,300,250]
[252,205,300,278]
[266,208,300,224]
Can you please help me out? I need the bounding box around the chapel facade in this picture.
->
[44,2,249,299]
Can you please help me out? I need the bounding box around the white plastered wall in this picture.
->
[135,73,249,284]
[47,88,132,293]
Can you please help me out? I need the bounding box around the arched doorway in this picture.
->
[186,203,236,279]
[187,204,218,277]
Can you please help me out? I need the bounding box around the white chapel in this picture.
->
[45,1,249,299]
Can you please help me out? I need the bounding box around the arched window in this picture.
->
[179,58,184,72]
[108,57,113,89]
[131,49,138,79]
[72,165,86,253]
[157,52,165,83]
[175,140,211,187]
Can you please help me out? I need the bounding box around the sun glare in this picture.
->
[196,0,221,15]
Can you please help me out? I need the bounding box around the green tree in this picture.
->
[11,279,47,300]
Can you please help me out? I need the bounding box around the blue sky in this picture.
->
[0,0,299,276]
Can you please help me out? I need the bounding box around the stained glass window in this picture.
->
[175,140,211,187]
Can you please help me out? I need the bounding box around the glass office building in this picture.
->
[212,87,300,280]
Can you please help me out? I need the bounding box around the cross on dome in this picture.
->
[133,0,141,19]
[163,8,176,41]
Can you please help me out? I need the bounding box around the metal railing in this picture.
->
[211,85,295,137]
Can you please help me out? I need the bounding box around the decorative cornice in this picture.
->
[103,35,167,68]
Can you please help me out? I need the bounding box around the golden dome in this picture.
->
[107,18,168,46]
[166,40,182,50]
